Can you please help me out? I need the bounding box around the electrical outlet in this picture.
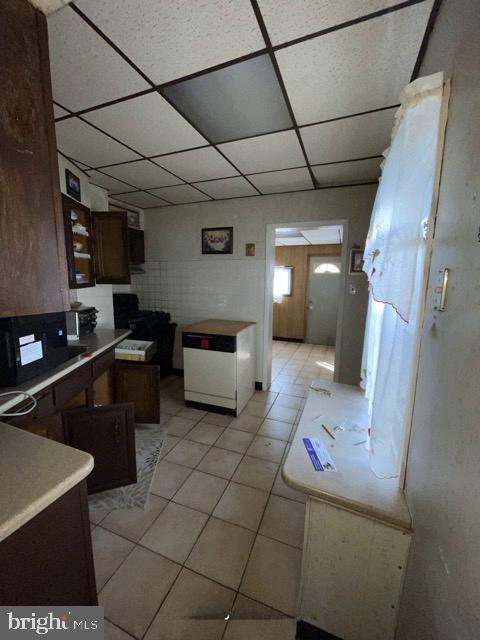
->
[349,285,357,295]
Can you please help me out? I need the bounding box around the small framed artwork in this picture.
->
[245,243,255,256]
[202,227,233,255]
[65,169,81,201]
[127,211,141,228]
[350,248,365,274]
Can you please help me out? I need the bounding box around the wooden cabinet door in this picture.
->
[0,0,69,317]
[115,362,160,424]
[128,228,145,264]
[63,403,136,494]
[92,211,131,284]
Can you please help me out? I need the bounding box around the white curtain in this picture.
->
[361,72,447,479]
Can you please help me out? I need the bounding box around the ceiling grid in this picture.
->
[48,0,439,208]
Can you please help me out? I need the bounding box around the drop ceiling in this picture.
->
[276,225,343,246]
[49,0,436,209]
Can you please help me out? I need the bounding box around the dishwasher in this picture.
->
[182,320,255,415]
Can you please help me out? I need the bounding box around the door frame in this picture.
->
[262,219,349,389]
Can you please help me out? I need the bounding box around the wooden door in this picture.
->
[92,211,131,284]
[128,228,145,264]
[63,403,136,494]
[0,0,69,316]
[115,362,160,424]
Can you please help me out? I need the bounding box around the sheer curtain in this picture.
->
[361,72,448,479]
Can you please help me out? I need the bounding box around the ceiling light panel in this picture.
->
[83,93,207,156]
[218,130,305,173]
[47,7,149,111]
[193,177,258,199]
[76,0,265,84]
[86,170,136,193]
[114,191,169,208]
[163,55,293,143]
[275,1,433,124]
[154,147,239,182]
[312,157,382,185]
[148,185,211,204]
[56,118,140,166]
[100,160,183,190]
[258,0,401,45]
[301,108,395,164]
[248,167,312,194]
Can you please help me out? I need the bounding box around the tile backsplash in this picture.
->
[131,259,264,371]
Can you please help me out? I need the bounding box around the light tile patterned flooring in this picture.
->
[91,341,334,640]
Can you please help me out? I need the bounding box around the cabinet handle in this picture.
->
[113,418,120,443]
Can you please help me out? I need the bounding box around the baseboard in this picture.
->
[273,336,304,343]
[296,620,342,640]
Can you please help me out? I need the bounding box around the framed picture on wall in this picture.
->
[65,169,81,201]
[202,227,233,254]
[127,211,141,228]
[349,248,365,274]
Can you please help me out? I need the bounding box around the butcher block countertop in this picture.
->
[182,320,256,336]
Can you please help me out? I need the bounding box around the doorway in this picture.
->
[263,221,347,390]
[305,255,342,345]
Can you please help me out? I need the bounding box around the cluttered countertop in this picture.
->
[0,421,93,542]
[283,379,412,531]
[0,328,131,416]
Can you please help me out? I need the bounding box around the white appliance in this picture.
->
[182,320,255,415]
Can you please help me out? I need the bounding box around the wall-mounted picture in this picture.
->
[350,248,365,274]
[245,243,255,256]
[127,211,141,228]
[202,227,233,254]
[65,169,81,201]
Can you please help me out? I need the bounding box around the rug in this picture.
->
[88,423,167,511]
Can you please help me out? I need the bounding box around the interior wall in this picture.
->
[57,154,115,329]
[135,185,374,384]
[273,244,342,340]
[397,1,480,638]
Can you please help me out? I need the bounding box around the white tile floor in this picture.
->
[91,341,334,640]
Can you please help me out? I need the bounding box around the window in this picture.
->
[273,266,293,301]
[314,263,340,274]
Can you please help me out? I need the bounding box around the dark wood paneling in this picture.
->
[63,403,137,494]
[92,211,131,284]
[0,0,69,317]
[115,362,160,424]
[0,482,97,605]
[273,244,342,339]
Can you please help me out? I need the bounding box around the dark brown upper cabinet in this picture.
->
[63,194,131,288]
[0,0,69,317]
[128,228,145,265]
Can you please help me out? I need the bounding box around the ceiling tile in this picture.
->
[76,0,265,84]
[218,130,304,173]
[193,177,258,199]
[302,225,343,244]
[83,93,207,156]
[275,1,434,124]
[53,104,69,118]
[154,147,239,182]
[56,118,140,166]
[148,185,211,204]
[258,0,401,46]
[164,54,292,143]
[301,108,395,164]
[278,237,309,245]
[47,6,149,111]
[248,167,313,194]
[100,160,183,189]
[86,170,136,193]
[114,191,169,208]
[312,157,381,185]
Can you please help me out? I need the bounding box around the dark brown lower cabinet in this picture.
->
[0,481,97,606]
[115,362,160,424]
[63,403,137,494]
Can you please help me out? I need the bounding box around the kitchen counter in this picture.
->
[0,421,93,542]
[283,379,411,530]
[0,328,130,416]
[183,319,256,336]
